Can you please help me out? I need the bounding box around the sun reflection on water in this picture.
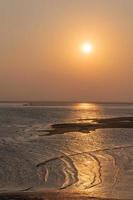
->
[73,103,103,121]
[61,103,106,196]
[75,103,99,110]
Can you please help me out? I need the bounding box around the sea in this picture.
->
[0,102,133,199]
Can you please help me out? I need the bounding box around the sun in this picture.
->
[81,42,93,54]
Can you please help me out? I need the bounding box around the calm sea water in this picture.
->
[0,103,133,199]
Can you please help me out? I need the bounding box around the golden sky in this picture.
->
[0,0,133,101]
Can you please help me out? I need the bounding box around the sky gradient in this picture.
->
[0,0,133,102]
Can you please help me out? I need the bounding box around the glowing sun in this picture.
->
[81,42,93,54]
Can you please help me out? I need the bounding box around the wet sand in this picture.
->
[0,112,133,200]
[0,191,124,200]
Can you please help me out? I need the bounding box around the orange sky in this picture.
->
[0,0,133,102]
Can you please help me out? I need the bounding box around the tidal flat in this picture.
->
[0,103,133,200]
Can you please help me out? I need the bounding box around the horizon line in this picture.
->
[0,100,133,104]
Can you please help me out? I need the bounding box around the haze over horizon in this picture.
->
[0,0,133,102]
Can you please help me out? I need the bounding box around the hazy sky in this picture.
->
[0,0,133,102]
